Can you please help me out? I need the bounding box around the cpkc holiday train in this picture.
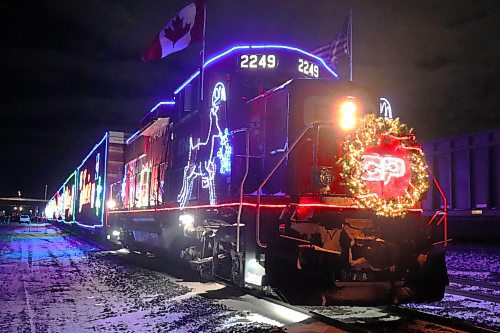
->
[45,44,449,305]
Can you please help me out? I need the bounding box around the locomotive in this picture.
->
[45,44,448,305]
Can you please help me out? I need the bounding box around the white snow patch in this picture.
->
[177,281,225,295]
[221,312,284,329]
[312,306,401,323]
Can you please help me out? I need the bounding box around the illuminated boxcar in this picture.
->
[45,131,127,231]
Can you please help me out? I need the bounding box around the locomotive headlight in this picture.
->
[179,213,194,227]
[107,199,116,210]
[339,99,357,130]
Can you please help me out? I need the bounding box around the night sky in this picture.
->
[0,0,498,199]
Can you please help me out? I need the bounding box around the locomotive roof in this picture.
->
[129,44,342,146]
[173,44,340,95]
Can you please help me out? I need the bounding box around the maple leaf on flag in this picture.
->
[164,15,191,47]
[142,1,204,62]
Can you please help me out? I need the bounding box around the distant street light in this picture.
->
[19,207,23,211]
[14,207,18,211]
[18,190,21,197]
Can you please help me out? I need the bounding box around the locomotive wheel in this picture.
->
[212,228,240,283]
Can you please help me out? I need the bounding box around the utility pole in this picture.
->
[44,185,48,201]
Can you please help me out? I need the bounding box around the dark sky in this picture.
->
[0,0,498,198]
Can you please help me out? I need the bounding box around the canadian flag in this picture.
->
[142,0,204,62]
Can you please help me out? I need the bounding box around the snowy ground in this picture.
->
[404,243,500,331]
[0,223,315,333]
[1,223,498,332]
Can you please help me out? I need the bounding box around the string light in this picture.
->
[338,114,430,218]
[177,82,232,208]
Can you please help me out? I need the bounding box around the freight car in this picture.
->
[422,128,500,243]
[46,44,448,305]
[45,131,127,231]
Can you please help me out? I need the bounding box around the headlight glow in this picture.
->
[339,99,357,130]
[179,213,194,227]
[107,199,117,209]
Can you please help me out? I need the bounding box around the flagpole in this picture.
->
[200,1,207,102]
[349,9,353,81]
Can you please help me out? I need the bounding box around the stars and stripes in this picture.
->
[312,14,350,66]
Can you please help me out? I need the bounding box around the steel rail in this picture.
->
[389,306,498,333]
[449,276,500,290]
[446,286,500,303]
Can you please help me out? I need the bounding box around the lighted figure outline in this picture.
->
[177,82,232,208]
[94,152,103,216]
[63,182,75,221]
[379,98,393,119]
[78,152,103,217]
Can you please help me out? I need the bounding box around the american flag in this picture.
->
[312,14,350,66]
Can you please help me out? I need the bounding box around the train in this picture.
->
[45,44,449,305]
[422,128,500,243]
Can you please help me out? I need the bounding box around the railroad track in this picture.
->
[102,246,499,333]
[251,289,499,333]
[447,276,500,303]
[51,225,500,332]
[304,304,498,333]
[449,276,500,290]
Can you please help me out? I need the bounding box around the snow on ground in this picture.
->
[1,223,499,332]
[0,224,289,332]
[307,305,402,324]
[446,243,500,284]
[404,293,500,330]
[404,243,500,331]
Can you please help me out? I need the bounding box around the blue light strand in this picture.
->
[130,101,177,145]
[101,133,109,226]
[126,130,141,145]
[217,128,232,175]
[174,71,201,95]
[174,44,339,95]
[139,100,176,123]
[74,132,109,229]
[77,133,108,170]
[45,133,109,228]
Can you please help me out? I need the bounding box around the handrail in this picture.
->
[233,128,249,254]
[256,124,315,248]
[426,167,448,247]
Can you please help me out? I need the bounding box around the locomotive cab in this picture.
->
[253,79,379,197]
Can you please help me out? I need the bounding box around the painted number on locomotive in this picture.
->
[239,54,277,69]
[298,58,319,77]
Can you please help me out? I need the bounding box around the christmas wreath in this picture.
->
[338,114,430,218]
